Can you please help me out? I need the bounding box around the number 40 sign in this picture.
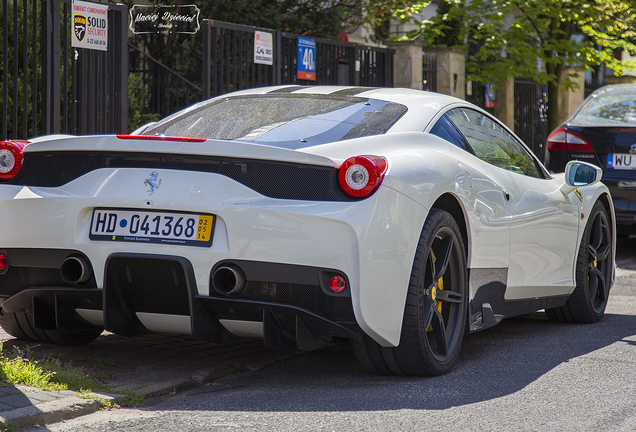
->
[297,37,316,81]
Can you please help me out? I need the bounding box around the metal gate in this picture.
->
[201,20,393,99]
[1,0,128,141]
[422,52,437,92]
[514,78,548,157]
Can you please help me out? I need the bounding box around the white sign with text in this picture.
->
[72,0,108,51]
[254,31,273,65]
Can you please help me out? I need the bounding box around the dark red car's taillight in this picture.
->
[546,128,594,152]
[0,140,28,181]
[338,155,388,198]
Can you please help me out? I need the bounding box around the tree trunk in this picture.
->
[547,80,561,132]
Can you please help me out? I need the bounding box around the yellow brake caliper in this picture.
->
[427,252,444,332]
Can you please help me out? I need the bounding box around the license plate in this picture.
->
[608,153,636,170]
[90,209,215,247]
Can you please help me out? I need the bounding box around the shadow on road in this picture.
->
[158,310,636,412]
[616,235,636,270]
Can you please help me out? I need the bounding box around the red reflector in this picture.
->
[0,254,7,271]
[116,134,206,143]
[329,276,346,293]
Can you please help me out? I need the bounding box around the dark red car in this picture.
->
[545,84,636,235]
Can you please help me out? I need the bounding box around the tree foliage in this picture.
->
[146,0,365,40]
[404,0,636,130]
[363,0,432,41]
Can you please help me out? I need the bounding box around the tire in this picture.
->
[352,209,468,376]
[546,201,613,323]
[0,312,103,345]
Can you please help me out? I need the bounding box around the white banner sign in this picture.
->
[254,31,273,65]
[72,0,108,51]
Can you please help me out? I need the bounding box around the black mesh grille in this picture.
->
[11,151,354,202]
[210,281,355,322]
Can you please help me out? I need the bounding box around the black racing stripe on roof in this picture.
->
[266,85,305,94]
[329,87,377,96]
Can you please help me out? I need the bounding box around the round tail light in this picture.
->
[338,155,388,198]
[0,140,28,181]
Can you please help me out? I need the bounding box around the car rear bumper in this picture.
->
[0,252,361,350]
[0,168,427,347]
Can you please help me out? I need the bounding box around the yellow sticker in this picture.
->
[196,215,214,241]
[574,188,583,202]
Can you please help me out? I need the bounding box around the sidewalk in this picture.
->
[0,330,302,430]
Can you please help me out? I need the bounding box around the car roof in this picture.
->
[228,85,464,107]
[223,85,469,133]
[590,83,636,95]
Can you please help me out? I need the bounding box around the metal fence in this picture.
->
[422,53,437,92]
[1,0,128,141]
[201,20,393,99]
[128,34,204,122]
[514,78,548,157]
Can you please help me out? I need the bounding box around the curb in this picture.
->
[0,346,303,430]
[0,393,122,431]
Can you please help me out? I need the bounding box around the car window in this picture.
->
[430,115,474,154]
[573,87,636,124]
[445,108,544,178]
[141,94,408,150]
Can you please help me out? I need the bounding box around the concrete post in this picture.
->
[384,41,425,90]
[424,47,467,99]
[558,68,585,124]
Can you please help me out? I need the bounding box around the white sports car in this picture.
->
[0,86,615,376]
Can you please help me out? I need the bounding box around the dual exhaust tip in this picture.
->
[60,256,92,285]
[60,256,246,295]
[211,264,246,296]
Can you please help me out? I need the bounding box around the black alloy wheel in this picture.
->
[546,201,613,323]
[352,209,468,376]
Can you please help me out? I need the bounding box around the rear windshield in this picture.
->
[142,94,407,149]
[574,87,636,124]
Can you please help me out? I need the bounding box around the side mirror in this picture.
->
[560,161,603,196]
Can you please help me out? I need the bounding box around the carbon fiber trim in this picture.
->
[10,151,354,201]
[266,85,304,93]
[330,87,377,96]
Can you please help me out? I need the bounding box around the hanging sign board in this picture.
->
[128,5,201,35]
[72,0,108,51]
[297,37,316,81]
[254,31,273,65]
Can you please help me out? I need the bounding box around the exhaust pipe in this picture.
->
[60,256,92,284]
[212,265,246,295]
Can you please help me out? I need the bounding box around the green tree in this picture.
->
[407,0,636,131]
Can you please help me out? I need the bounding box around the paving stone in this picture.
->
[0,401,14,412]
[0,386,24,396]
[24,392,59,403]
[0,394,35,408]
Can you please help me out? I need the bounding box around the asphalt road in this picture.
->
[26,238,636,432]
